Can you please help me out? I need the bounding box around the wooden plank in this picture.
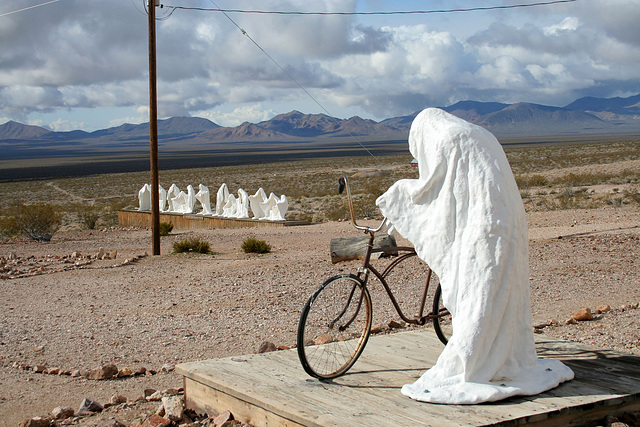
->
[177,330,640,427]
[118,209,312,229]
[330,234,397,263]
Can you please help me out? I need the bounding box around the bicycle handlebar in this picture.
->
[339,175,387,234]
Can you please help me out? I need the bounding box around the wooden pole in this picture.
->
[148,0,160,255]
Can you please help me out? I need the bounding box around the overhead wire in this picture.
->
[163,0,578,16]
[0,0,61,18]
[207,0,381,162]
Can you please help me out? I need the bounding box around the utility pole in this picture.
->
[148,0,160,255]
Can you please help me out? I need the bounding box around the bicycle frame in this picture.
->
[340,175,442,326]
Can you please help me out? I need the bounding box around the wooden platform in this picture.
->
[176,330,640,426]
[118,209,312,230]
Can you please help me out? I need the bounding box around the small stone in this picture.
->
[69,369,81,377]
[313,334,331,345]
[597,304,611,313]
[146,391,163,402]
[96,419,126,427]
[370,324,383,334]
[258,341,277,353]
[277,345,290,350]
[117,367,134,377]
[51,406,74,420]
[33,365,47,373]
[143,388,156,398]
[566,317,577,325]
[19,416,52,427]
[570,308,593,321]
[44,367,60,375]
[160,363,175,372]
[110,394,127,405]
[162,396,184,422]
[96,247,105,259]
[140,414,171,427]
[85,364,118,380]
[71,251,80,258]
[78,397,103,414]
[220,421,243,427]
[136,367,148,376]
[388,320,404,329]
[213,410,234,426]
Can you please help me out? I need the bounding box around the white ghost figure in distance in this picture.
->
[249,188,267,219]
[138,184,151,211]
[167,184,180,212]
[195,184,212,215]
[216,183,229,216]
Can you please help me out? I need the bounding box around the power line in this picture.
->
[208,1,380,162]
[0,0,60,18]
[164,0,578,16]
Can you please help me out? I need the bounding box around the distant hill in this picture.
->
[1,94,639,160]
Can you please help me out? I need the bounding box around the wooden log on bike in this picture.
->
[330,234,397,264]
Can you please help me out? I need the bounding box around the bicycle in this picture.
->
[297,175,452,380]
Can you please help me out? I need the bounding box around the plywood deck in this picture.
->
[176,330,640,426]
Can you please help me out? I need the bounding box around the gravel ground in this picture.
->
[1,206,639,426]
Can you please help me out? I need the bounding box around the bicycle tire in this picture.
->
[433,284,453,345]
[297,274,373,379]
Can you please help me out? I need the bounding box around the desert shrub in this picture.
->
[515,174,549,188]
[78,206,100,230]
[10,203,62,241]
[173,237,210,254]
[241,237,271,254]
[623,186,640,206]
[159,222,174,236]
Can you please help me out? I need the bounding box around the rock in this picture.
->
[313,334,331,345]
[597,304,612,313]
[44,367,60,375]
[110,394,127,405]
[117,367,134,377]
[140,414,171,427]
[220,421,243,427]
[570,308,593,321]
[19,416,52,427]
[136,367,148,376]
[388,320,404,329]
[566,317,577,325]
[33,365,47,373]
[78,397,103,414]
[96,247,105,259]
[258,341,277,353]
[370,324,383,334]
[213,410,234,426]
[51,406,74,420]
[146,391,163,402]
[160,363,175,372]
[69,369,81,377]
[96,419,126,427]
[144,388,156,398]
[161,396,184,422]
[85,364,118,380]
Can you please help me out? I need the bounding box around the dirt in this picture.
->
[1,204,639,425]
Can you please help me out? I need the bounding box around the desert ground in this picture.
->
[1,143,639,426]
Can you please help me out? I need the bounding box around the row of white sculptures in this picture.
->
[137,183,289,221]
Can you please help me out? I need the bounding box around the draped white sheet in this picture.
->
[376,108,573,404]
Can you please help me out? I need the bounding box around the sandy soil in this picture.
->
[1,206,640,426]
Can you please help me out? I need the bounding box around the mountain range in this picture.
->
[1,94,639,160]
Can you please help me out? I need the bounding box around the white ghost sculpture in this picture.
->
[223,194,237,217]
[167,184,180,212]
[186,185,196,213]
[138,184,151,211]
[260,193,288,220]
[171,191,190,213]
[376,108,573,404]
[216,183,230,216]
[195,184,212,215]
[249,188,267,219]
[158,185,167,212]
[235,188,250,218]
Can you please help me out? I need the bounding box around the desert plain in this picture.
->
[0,139,639,426]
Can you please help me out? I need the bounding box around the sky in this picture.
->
[0,0,639,132]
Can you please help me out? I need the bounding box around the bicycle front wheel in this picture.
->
[297,274,372,379]
[433,284,453,345]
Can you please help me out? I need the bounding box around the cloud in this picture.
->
[0,0,638,129]
[195,104,277,127]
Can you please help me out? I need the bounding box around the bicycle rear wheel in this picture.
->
[297,274,372,379]
[433,284,453,345]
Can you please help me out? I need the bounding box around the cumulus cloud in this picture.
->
[0,0,638,130]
